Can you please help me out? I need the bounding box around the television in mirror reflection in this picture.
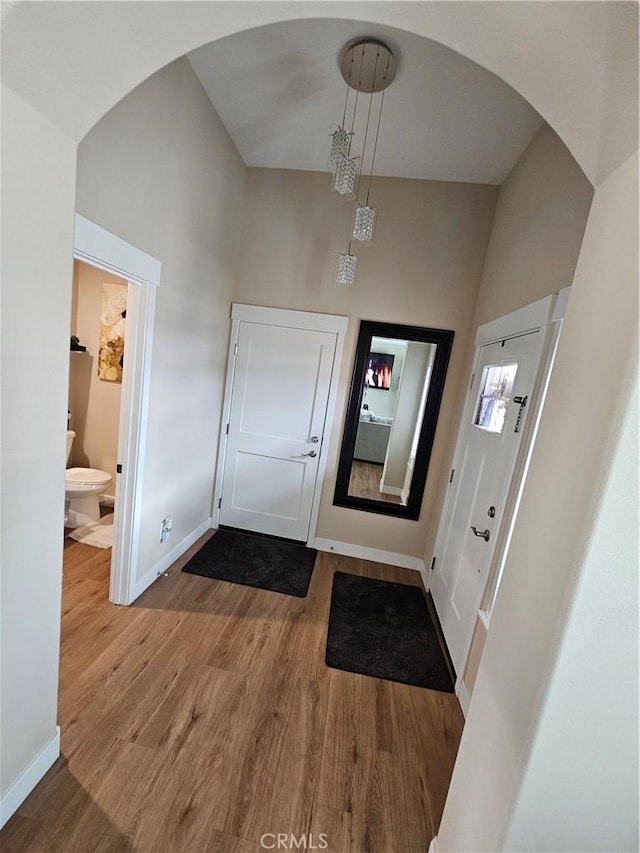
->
[365,352,394,390]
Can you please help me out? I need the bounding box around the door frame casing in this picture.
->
[427,290,570,707]
[476,288,570,626]
[73,213,160,605]
[213,303,349,543]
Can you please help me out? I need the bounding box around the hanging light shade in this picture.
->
[335,249,359,287]
[332,154,358,197]
[352,203,377,243]
[329,127,352,168]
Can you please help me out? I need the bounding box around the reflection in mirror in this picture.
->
[349,337,436,505]
[334,321,454,519]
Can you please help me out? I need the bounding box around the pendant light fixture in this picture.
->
[329,42,360,198]
[331,38,397,286]
[335,248,360,287]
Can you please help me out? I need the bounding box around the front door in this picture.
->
[219,320,337,541]
[430,331,544,674]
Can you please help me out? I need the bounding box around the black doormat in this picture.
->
[325,572,454,691]
[181,529,316,597]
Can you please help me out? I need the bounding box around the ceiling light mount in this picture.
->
[339,39,397,94]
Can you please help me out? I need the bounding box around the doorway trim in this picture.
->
[212,303,349,543]
[427,290,570,712]
[73,214,161,605]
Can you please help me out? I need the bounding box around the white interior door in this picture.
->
[219,320,336,541]
[430,331,545,674]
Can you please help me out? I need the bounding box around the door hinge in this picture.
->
[225,423,229,435]
[449,468,455,484]
[218,497,222,509]
[116,464,123,474]
[233,343,238,357]
[469,372,475,390]
[430,557,436,572]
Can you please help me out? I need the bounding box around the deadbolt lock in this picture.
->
[487,506,496,518]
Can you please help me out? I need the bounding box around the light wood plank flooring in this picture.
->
[1,530,463,853]
[347,461,402,504]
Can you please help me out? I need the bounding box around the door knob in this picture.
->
[471,526,490,542]
[302,450,317,458]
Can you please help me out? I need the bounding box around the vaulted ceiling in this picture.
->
[188,19,544,185]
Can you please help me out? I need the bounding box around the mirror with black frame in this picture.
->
[334,320,454,519]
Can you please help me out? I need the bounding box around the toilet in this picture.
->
[65,430,112,528]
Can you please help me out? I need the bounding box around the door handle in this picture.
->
[471,526,490,542]
[302,450,317,458]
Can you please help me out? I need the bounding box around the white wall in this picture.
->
[0,85,77,810]
[503,354,638,851]
[436,151,638,852]
[472,123,594,327]
[75,58,246,582]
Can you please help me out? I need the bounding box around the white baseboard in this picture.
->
[0,726,60,829]
[457,677,471,718]
[419,565,431,594]
[129,517,212,603]
[380,484,403,497]
[311,537,425,572]
[428,836,439,853]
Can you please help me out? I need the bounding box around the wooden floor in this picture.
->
[1,531,464,853]
[348,461,403,504]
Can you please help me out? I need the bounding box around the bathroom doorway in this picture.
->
[71,214,160,604]
[66,260,126,548]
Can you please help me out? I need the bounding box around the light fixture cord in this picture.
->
[356,46,381,204]
[366,54,388,205]
[340,51,354,129]
[348,43,366,146]
[350,86,360,133]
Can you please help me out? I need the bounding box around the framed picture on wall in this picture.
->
[98,282,127,382]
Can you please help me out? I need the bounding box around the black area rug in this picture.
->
[181,528,316,597]
[325,572,454,691]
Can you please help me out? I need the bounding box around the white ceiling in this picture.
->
[188,19,544,186]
